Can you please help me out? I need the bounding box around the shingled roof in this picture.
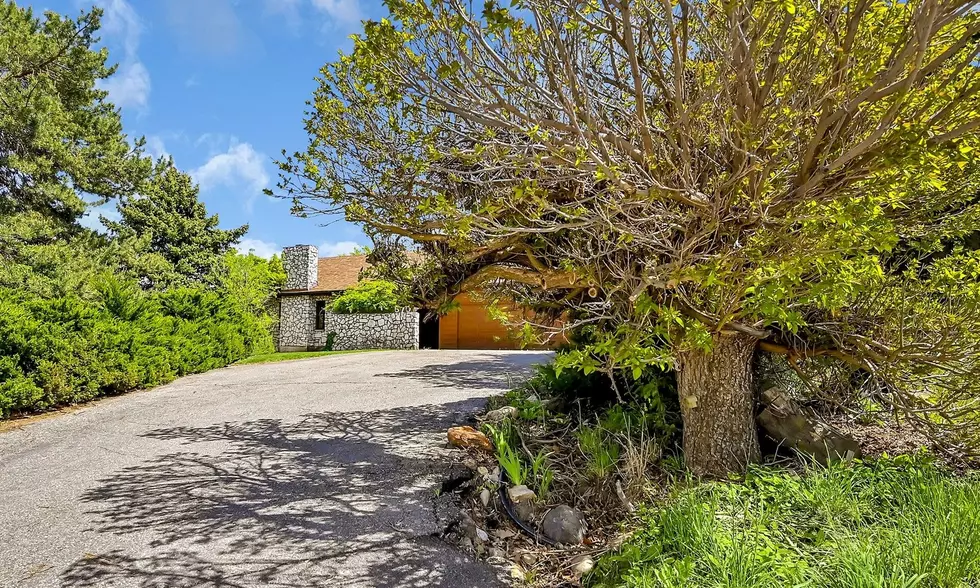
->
[282,252,426,294]
[307,254,370,293]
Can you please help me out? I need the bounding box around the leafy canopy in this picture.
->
[279,0,980,450]
[0,2,150,224]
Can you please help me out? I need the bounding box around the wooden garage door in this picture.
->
[439,293,521,350]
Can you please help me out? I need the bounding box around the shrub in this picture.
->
[331,280,403,313]
[0,275,275,418]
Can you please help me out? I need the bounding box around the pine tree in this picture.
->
[106,158,248,289]
[0,3,150,225]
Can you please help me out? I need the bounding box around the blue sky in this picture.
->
[31,0,379,258]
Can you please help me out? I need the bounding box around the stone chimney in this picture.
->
[282,245,319,290]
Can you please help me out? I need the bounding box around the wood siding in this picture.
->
[438,293,521,350]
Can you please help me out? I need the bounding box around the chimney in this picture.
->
[283,245,319,290]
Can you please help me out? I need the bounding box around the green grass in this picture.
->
[591,456,980,588]
[234,349,369,365]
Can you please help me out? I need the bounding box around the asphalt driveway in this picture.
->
[0,350,549,587]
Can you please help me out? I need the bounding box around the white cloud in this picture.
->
[264,0,302,25]
[236,238,280,259]
[101,61,150,110]
[193,142,269,192]
[144,135,168,159]
[266,0,361,28]
[95,0,151,111]
[311,0,362,24]
[191,140,270,211]
[318,240,361,257]
[99,0,141,55]
[165,0,248,58]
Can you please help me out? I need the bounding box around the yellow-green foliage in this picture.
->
[331,280,403,313]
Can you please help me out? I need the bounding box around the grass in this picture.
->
[591,455,980,588]
[234,349,369,365]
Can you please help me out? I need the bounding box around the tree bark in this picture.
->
[677,332,760,477]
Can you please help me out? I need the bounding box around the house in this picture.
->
[275,244,528,351]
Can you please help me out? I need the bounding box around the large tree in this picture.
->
[105,158,248,289]
[279,0,980,476]
[0,2,151,297]
[0,2,149,225]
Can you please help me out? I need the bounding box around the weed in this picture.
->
[531,450,555,498]
[487,423,527,485]
[590,456,980,588]
[577,425,621,480]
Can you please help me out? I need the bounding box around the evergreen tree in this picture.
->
[106,158,248,289]
[0,2,150,225]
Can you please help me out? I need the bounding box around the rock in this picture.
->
[493,528,517,540]
[757,387,862,464]
[507,484,537,503]
[509,564,525,581]
[459,512,489,545]
[484,405,519,422]
[459,537,473,551]
[521,552,538,566]
[459,512,478,537]
[489,547,507,560]
[480,488,491,507]
[514,500,536,522]
[447,426,492,452]
[477,466,489,477]
[541,505,587,545]
[570,555,595,577]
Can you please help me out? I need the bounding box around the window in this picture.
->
[314,300,326,330]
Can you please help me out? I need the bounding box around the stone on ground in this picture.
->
[447,426,492,452]
[506,484,536,503]
[541,505,587,545]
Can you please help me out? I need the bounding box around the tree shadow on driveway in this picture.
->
[377,354,548,391]
[61,398,502,588]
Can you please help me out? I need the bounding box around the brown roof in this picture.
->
[281,252,426,295]
[310,254,370,292]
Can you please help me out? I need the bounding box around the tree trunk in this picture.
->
[677,332,760,477]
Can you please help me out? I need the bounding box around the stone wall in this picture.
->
[282,244,318,290]
[277,293,418,351]
[314,311,419,351]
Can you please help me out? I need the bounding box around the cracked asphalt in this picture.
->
[0,349,550,587]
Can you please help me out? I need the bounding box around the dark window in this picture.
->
[314,300,326,330]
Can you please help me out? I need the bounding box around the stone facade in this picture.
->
[315,310,419,351]
[278,295,318,351]
[277,243,418,352]
[277,294,419,352]
[282,245,318,290]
